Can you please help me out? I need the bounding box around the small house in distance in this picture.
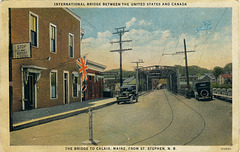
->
[217,74,232,84]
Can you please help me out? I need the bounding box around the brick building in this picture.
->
[10,8,84,112]
[82,60,106,101]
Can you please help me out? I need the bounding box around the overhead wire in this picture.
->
[159,8,188,65]
[196,8,228,65]
[174,8,189,54]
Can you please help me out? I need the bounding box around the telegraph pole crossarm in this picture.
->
[110,48,132,52]
[110,40,132,44]
[110,26,132,88]
[176,50,195,54]
[162,53,176,56]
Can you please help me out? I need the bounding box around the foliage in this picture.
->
[174,65,211,76]
[212,66,223,78]
[211,83,232,89]
[223,63,232,73]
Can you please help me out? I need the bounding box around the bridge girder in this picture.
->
[138,65,179,93]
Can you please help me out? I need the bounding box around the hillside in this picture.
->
[174,65,211,76]
[103,63,232,78]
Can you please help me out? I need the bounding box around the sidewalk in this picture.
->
[12,97,117,131]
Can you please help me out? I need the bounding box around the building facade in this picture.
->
[10,8,83,112]
[82,60,106,101]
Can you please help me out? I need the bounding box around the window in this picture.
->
[50,24,57,53]
[69,33,74,58]
[72,72,79,98]
[50,70,58,99]
[29,12,38,47]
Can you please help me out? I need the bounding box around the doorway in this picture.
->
[24,73,36,110]
[63,71,69,104]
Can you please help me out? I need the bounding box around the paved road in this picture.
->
[11,90,232,146]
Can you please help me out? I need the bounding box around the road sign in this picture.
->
[12,42,31,59]
[100,72,118,75]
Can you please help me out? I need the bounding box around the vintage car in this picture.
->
[116,85,138,104]
[193,81,213,101]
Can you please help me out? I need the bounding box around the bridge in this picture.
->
[138,65,180,93]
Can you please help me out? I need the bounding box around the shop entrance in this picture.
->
[24,73,36,110]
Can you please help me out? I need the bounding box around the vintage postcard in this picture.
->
[0,0,239,152]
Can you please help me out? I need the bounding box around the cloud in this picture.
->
[126,17,136,28]
[139,19,152,27]
[82,21,231,71]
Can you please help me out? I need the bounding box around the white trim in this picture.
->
[68,33,74,58]
[87,60,106,72]
[29,11,39,48]
[63,8,81,22]
[50,70,58,99]
[49,23,57,54]
[88,73,96,77]
[22,65,47,70]
[72,71,79,98]
[21,67,25,110]
[35,83,37,109]
[63,71,70,104]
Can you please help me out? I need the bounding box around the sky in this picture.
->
[71,8,232,71]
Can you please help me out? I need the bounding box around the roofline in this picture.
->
[63,8,81,22]
[87,60,107,69]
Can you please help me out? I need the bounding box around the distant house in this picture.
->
[217,74,232,84]
[198,73,216,83]
[123,76,135,85]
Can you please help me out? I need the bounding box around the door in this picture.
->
[24,73,35,110]
[63,72,69,104]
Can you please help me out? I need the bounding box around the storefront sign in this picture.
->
[100,72,118,75]
[12,42,31,59]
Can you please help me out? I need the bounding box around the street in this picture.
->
[11,89,232,146]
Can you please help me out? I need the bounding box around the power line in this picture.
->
[174,8,189,53]
[196,8,228,65]
[160,8,188,65]
[81,17,112,40]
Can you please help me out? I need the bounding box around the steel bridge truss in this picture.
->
[138,65,180,93]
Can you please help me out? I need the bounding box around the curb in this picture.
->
[12,100,117,131]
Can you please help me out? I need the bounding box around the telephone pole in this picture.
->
[131,59,144,94]
[175,39,195,97]
[110,27,132,87]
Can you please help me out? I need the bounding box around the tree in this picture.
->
[223,63,232,73]
[213,66,223,79]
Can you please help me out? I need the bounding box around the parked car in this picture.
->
[227,88,232,96]
[193,81,212,101]
[116,85,138,104]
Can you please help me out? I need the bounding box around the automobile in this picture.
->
[116,85,138,104]
[193,81,213,101]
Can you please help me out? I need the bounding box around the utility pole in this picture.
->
[131,59,144,94]
[175,39,195,97]
[110,27,132,88]
[184,39,190,91]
